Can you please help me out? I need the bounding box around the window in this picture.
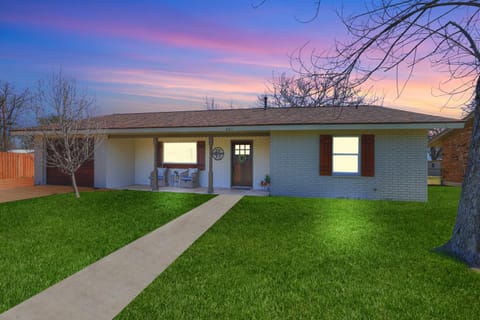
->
[332,136,359,174]
[157,141,205,169]
[163,142,197,164]
[320,134,374,177]
[234,143,250,156]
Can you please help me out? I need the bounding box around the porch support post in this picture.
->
[208,135,214,193]
[34,135,47,185]
[152,137,159,190]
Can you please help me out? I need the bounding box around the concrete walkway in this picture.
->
[0,194,243,320]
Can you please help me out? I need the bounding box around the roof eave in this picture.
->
[101,121,465,136]
[11,121,464,137]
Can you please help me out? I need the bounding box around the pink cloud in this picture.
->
[369,77,466,119]
[0,8,311,57]
[76,66,264,109]
[88,68,264,92]
[76,64,467,117]
[213,56,291,69]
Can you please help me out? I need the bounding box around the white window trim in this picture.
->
[332,136,360,175]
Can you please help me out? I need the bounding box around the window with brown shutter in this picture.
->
[361,134,375,177]
[320,135,375,177]
[319,135,333,176]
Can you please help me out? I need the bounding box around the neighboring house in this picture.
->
[429,112,474,186]
[23,106,463,201]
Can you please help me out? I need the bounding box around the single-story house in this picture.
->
[429,112,474,186]
[27,105,463,201]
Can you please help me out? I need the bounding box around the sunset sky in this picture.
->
[0,0,468,118]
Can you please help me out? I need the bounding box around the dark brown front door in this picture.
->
[231,141,253,187]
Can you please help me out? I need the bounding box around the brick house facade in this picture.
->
[429,113,473,186]
[19,106,463,201]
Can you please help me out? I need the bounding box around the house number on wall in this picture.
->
[212,147,224,160]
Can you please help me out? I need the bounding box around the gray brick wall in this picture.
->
[270,130,427,201]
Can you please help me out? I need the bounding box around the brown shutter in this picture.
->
[157,141,163,167]
[319,135,332,176]
[361,134,375,177]
[197,141,206,170]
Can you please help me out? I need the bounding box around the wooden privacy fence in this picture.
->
[0,152,35,190]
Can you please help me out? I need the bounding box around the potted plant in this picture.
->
[261,174,270,189]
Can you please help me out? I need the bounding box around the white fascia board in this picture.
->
[103,121,464,136]
[12,121,464,137]
[267,122,465,130]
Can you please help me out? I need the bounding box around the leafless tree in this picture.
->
[0,82,30,151]
[258,0,480,266]
[205,96,237,110]
[429,146,443,160]
[287,0,480,267]
[266,69,380,108]
[205,96,217,110]
[428,128,444,160]
[462,99,475,116]
[34,72,103,198]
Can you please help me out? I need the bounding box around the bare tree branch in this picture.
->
[297,0,480,268]
[34,71,104,198]
[250,0,266,9]
[258,0,480,267]
[0,82,30,151]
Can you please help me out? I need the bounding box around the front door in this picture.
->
[231,141,253,187]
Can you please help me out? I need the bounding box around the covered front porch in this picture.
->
[94,134,271,193]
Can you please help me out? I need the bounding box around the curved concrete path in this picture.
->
[0,194,243,320]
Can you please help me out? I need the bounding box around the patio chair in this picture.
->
[179,168,199,188]
[150,167,168,188]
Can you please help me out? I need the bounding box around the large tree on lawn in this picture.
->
[34,72,103,198]
[293,0,480,267]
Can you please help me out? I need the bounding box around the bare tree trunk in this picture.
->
[71,172,80,198]
[35,72,102,199]
[440,78,480,268]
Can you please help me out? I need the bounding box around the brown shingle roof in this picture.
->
[92,105,460,129]
[429,111,473,146]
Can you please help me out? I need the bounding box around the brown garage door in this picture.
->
[46,139,95,187]
[46,159,94,187]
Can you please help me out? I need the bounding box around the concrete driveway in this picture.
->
[0,185,93,204]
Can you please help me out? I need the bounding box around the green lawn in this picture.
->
[0,190,214,313]
[117,187,480,319]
